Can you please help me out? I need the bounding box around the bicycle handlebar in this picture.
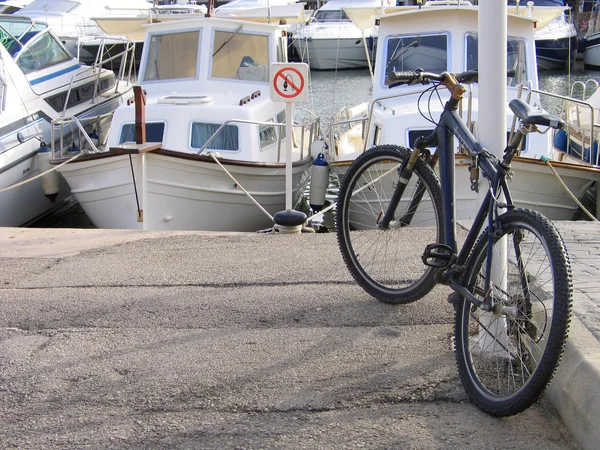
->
[388,69,516,87]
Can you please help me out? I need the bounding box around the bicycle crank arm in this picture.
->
[448,279,489,310]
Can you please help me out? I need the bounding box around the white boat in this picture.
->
[0,15,134,227]
[554,79,600,166]
[291,0,399,71]
[327,1,600,221]
[14,0,153,64]
[583,0,600,68]
[54,17,317,232]
[508,0,578,71]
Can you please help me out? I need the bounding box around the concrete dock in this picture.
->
[0,222,599,449]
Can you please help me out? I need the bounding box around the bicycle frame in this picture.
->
[411,87,516,310]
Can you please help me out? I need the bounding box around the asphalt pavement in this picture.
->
[0,223,598,449]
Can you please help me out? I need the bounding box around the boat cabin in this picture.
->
[367,5,543,153]
[107,17,310,162]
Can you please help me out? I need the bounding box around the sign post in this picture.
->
[270,63,309,211]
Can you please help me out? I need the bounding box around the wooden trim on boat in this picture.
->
[53,147,312,169]
[109,142,163,155]
[329,152,600,174]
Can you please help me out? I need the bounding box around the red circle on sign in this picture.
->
[273,67,305,99]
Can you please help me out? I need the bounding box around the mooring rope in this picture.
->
[541,155,599,221]
[208,152,274,222]
[0,151,83,194]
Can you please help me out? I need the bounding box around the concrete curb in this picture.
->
[547,314,600,450]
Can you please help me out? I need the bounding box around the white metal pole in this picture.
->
[478,0,509,352]
[479,2,507,159]
[285,101,293,210]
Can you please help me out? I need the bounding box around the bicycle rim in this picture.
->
[455,209,572,416]
[336,145,443,304]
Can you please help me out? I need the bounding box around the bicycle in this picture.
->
[335,68,573,416]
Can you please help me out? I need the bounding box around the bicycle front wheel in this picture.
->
[336,145,443,304]
[454,209,572,416]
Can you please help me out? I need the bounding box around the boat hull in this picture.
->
[330,155,600,223]
[293,36,375,70]
[535,35,577,71]
[583,33,600,68]
[0,148,71,227]
[58,151,312,231]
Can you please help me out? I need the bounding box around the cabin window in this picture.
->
[45,74,116,112]
[373,125,381,146]
[259,121,278,149]
[16,32,71,74]
[384,34,448,85]
[465,34,528,87]
[408,129,434,149]
[119,122,166,144]
[143,30,200,81]
[211,28,269,82]
[191,122,239,151]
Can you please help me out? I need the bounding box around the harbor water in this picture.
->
[31,68,600,229]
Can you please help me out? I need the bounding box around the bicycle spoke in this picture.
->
[455,210,571,416]
[336,145,443,304]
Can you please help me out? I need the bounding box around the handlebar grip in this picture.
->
[388,71,420,84]
[455,68,517,84]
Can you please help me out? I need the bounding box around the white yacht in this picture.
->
[0,15,133,226]
[508,0,578,71]
[54,17,317,231]
[327,2,600,221]
[292,0,398,71]
[583,0,600,68]
[14,0,153,64]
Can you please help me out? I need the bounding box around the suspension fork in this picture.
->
[482,173,514,311]
[378,137,436,229]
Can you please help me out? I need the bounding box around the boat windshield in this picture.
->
[384,34,448,85]
[0,18,72,73]
[465,34,528,87]
[383,32,529,87]
[0,17,47,56]
[312,10,351,22]
[16,33,72,74]
[143,30,201,81]
[211,29,270,82]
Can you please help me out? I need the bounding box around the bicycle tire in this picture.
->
[454,209,572,416]
[336,145,444,304]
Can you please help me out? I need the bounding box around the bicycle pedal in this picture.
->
[422,243,455,268]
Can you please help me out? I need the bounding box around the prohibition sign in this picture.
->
[273,67,305,100]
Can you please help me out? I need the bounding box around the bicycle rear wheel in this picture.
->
[336,145,443,304]
[454,209,572,416]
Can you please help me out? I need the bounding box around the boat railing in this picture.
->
[50,112,115,158]
[569,79,599,101]
[517,82,600,166]
[61,38,136,117]
[195,117,320,162]
[328,89,437,156]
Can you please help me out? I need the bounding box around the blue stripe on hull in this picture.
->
[29,64,82,86]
